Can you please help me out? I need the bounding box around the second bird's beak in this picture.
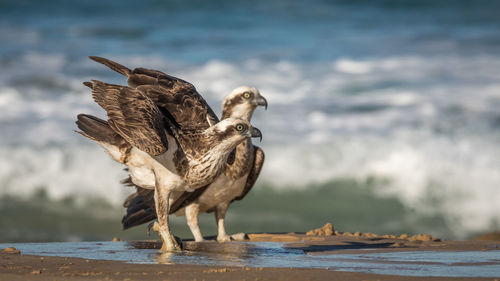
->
[250,127,263,142]
[253,96,268,110]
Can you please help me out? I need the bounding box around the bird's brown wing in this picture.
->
[89,56,219,132]
[88,80,168,155]
[232,146,265,202]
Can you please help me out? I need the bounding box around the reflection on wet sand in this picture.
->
[129,241,254,266]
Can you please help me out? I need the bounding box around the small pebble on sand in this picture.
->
[230,233,248,241]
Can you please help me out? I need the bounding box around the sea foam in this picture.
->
[1,54,500,237]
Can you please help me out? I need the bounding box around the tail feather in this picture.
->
[122,209,157,230]
[122,191,156,229]
[75,114,123,145]
[89,56,132,77]
[121,179,157,229]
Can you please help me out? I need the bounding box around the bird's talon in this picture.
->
[217,235,232,243]
[146,221,156,236]
[159,235,183,252]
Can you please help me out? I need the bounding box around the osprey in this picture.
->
[121,86,267,242]
[75,57,262,252]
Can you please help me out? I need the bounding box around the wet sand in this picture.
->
[1,231,499,281]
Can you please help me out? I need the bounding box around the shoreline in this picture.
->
[1,232,499,280]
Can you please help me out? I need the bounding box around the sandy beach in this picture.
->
[1,229,499,281]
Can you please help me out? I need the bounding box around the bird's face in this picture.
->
[212,118,262,144]
[222,86,267,120]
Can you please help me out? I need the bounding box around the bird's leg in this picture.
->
[214,202,231,242]
[185,202,204,242]
[154,184,181,252]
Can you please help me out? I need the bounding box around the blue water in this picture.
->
[1,241,499,278]
[1,0,500,241]
[2,0,500,62]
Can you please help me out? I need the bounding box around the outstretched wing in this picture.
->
[89,56,219,132]
[87,80,168,156]
[232,146,265,202]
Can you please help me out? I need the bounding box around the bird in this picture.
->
[75,56,262,252]
[121,86,267,242]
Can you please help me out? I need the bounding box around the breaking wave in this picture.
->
[1,53,500,238]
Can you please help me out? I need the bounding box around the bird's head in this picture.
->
[199,118,262,181]
[207,118,262,147]
[222,86,267,121]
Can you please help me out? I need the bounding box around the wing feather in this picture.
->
[88,80,168,155]
[89,56,131,77]
[89,56,219,132]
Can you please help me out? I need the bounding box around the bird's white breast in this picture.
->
[178,172,249,215]
[127,142,185,192]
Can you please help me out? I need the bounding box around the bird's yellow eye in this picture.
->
[243,92,251,99]
[236,124,245,131]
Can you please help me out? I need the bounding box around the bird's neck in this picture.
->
[235,138,253,162]
[225,138,254,179]
[221,106,254,121]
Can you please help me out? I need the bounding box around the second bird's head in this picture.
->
[208,118,262,147]
[222,86,267,120]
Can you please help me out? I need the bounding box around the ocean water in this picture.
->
[1,0,500,241]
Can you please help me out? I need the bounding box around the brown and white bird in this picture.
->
[75,57,262,252]
[121,86,267,242]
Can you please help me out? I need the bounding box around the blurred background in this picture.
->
[1,0,499,242]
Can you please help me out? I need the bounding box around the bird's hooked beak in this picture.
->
[253,95,268,110]
[249,127,262,142]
